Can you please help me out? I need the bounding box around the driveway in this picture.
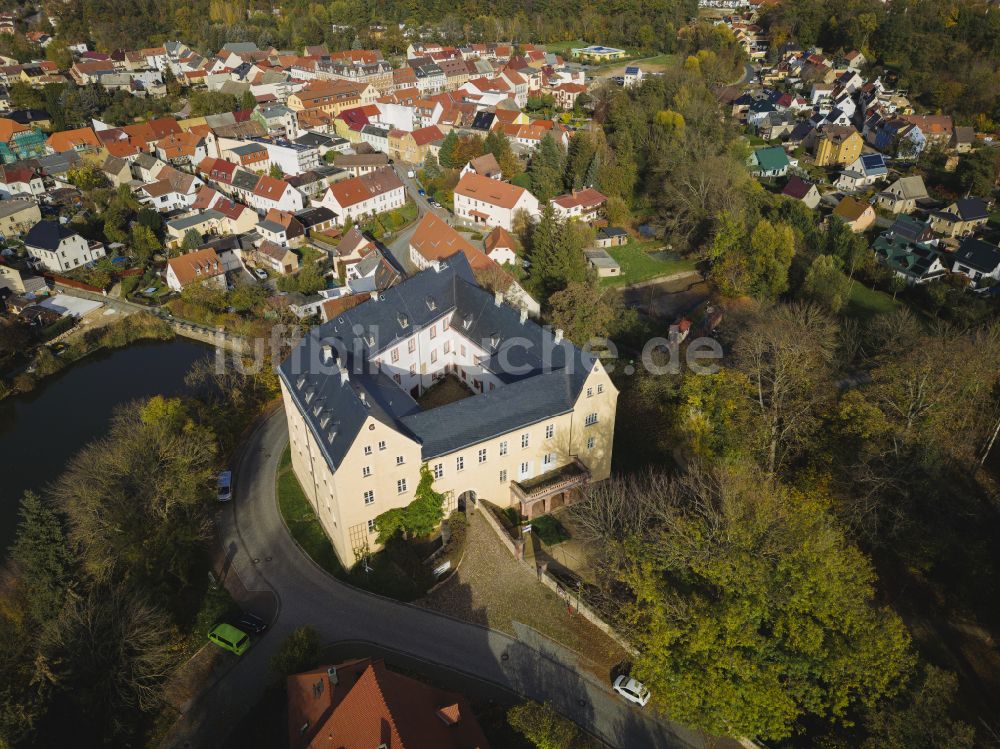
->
[160,410,723,749]
[383,163,457,275]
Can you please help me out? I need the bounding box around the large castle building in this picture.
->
[279,254,617,566]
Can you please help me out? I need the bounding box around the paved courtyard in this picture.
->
[417,509,628,680]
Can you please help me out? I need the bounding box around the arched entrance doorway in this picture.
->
[457,490,477,512]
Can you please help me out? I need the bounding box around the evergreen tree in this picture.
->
[529,133,566,202]
[483,129,520,179]
[8,491,76,626]
[565,131,596,190]
[422,151,441,181]
[527,204,590,299]
[239,89,257,112]
[438,130,460,169]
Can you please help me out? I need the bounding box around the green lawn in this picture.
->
[601,241,697,287]
[843,281,902,320]
[530,514,570,546]
[276,446,345,577]
[542,39,588,55]
[296,244,325,267]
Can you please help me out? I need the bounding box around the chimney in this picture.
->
[321,343,333,363]
[554,328,563,344]
[430,259,441,272]
[370,290,379,301]
[494,290,503,306]
[339,367,349,385]
[519,307,527,324]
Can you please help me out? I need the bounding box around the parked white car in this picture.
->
[613,675,651,707]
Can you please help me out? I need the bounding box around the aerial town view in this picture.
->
[1,0,999,746]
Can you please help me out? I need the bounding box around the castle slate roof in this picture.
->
[278,254,596,469]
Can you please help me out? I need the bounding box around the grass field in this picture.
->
[593,53,678,77]
[843,281,902,320]
[543,39,587,55]
[276,446,345,576]
[601,241,697,287]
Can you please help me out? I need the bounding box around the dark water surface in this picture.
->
[0,338,211,554]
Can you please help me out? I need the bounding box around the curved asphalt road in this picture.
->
[163,409,719,749]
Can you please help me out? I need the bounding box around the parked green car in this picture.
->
[208,623,250,655]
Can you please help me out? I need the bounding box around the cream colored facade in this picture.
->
[281,305,618,568]
[282,363,616,567]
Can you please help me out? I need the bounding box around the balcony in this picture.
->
[511,458,591,518]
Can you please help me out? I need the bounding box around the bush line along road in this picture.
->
[162,409,715,749]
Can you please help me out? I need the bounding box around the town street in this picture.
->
[160,409,721,749]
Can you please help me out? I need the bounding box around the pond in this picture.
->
[0,338,212,554]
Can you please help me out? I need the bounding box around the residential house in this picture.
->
[333,152,389,176]
[0,118,47,163]
[928,198,990,238]
[393,125,443,164]
[550,188,607,223]
[951,126,975,154]
[813,126,863,167]
[951,237,1000,286]
[24,221,105,272]
[258,208,305,247]
[552,82,587,110]
[252,105,299,140]
[165,210,227,248]
[873,232,947,287]
[875,175,929,215]
[483,226,517,266]
[359,123,390,153]
[461,153,502,180]
[836,153,888,191]
[318,167,405,224]
[250,174,306,214]
[453,171,540,231]
[888,214,935,244]
[329,226,376,277]
[295,205,338,235]
[222,141,270,170]
[748,146,791,177]
[154,131,209,166]
[100,154,132,187]
[781,176,821,210]
[165,247,227,291]
[47,127,103,157]
[286,658,491,749]
[0,263,47,295]
[0,164,43,197]
[832,196,876,232]
[287,80,373,117]
[252,240,299,275]
[0,197,40,236]
[902,114,953,147]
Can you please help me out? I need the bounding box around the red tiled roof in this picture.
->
[454,171,528,210]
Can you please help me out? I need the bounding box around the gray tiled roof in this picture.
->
[278,253,595,469]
